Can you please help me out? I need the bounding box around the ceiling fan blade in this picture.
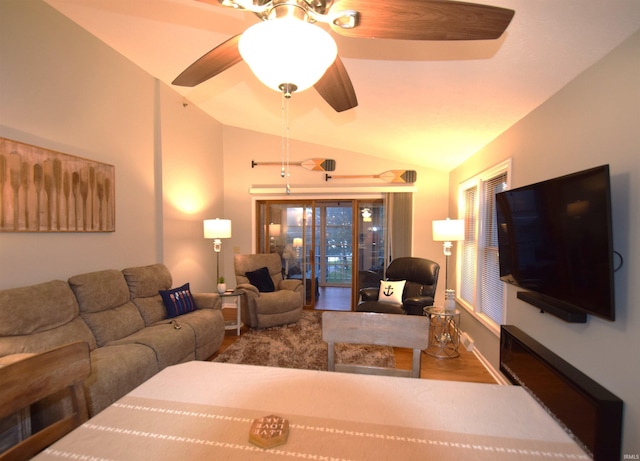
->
[172,34,243,87]
[314,56,358,112]
[329,0,515,41]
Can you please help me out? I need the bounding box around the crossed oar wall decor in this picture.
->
[251,158,336,172]
[326,170,417,184]
[250,159,416,185]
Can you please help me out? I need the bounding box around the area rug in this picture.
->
[212,310,395,370]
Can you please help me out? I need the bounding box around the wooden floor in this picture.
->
[218,302,497,385]
[218,328,496,384]
[313,286,351,311]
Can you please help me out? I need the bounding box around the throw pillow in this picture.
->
[160,283,196,318]
[245,266,275,292]
[377,280,406,304]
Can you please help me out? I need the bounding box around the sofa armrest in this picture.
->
[359,287,379,302]
[192,292,222,310]
[403,296,435,316]
[278,279,302,292]
[236,283,260,297]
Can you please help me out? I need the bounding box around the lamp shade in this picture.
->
[238,18,337,93]
[204,219,232,239]
[432,219,465,242]
[268,223,281,237]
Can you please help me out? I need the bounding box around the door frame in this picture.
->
[254,197,386,310]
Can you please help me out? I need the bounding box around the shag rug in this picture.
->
[212,310,395,370]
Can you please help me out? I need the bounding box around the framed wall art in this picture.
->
[0,137,115,232]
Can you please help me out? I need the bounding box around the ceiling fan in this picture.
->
[173,0,515,112]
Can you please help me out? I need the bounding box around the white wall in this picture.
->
[158,85,225,291]
[220,125,449,297]
[450,30,640,455]
[0,0,224,292]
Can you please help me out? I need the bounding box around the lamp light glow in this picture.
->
[238,18,337,93]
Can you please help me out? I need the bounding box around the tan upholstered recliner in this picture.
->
[234,253,304,328]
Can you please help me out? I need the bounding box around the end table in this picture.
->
[423,306,460,359]
[220,289,244,335]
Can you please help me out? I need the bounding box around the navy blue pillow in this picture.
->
[159,283,196,318]
[245,266,275,292]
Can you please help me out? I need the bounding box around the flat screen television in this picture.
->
[496,165,615,322]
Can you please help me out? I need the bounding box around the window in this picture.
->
[458,160,511,332]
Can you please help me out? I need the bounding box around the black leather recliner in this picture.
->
[356,257,440,315]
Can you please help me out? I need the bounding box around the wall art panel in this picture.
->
[0,137,115,232]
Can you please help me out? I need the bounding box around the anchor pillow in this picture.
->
[377,280,406,304]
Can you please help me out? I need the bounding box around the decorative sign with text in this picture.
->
[249,414,290,449]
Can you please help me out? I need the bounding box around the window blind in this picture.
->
[460,186,477,304]
[479,173,508,324]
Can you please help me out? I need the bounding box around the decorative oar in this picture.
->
[251,158,336,172]
[326,170,417,184]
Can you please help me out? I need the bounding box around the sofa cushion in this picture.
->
[0,280,98,356]
[107,323,195,370]
[167,309,225,360]
[235,254,284,288]
[84,344,159,416]
[0,318,97,357]
[0,280,79,336]
[252,291,303,328]
[123,264,172,299]
[356,300,405,315]
[69,270,145,347]
[80,302,146,347]
[159,283,196,318]
[69,269,131,313]
[245,267,275,292]
[133,295,167,326]
[124,264,174,325]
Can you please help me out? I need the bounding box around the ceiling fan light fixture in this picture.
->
[238,18,337,93]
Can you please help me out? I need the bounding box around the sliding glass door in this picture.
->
[257,201,316,306]
[257,198,385,310]
[354,200,386,307]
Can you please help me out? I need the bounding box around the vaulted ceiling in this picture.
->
[44,0,640,171]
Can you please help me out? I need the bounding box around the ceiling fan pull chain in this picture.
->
[285,88,291,194]
[281,89,286,178]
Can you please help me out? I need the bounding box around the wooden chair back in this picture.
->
[0,342,91,461]
[322,311,429,379]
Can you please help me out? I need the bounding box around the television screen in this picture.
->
[496,165,615,321]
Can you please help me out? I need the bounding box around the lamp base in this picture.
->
[444,289,456,312]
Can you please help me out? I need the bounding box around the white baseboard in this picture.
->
[460,331,474,351]
[471,347,510,386]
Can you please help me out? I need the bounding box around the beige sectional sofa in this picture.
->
[0,263,225,418]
